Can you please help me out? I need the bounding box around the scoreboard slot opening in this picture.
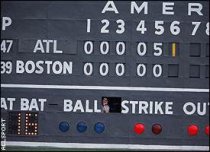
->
[101,97,122,113]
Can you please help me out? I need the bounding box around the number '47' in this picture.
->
[1,40,13,53]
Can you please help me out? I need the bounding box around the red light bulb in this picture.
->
[187,124,198,136]
[205,125,209,136]
[134,123,145,135]
[152,124,162,135]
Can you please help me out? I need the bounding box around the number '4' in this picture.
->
[136,20,147,34]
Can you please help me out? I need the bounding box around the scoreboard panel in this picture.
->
[1,1,209,151]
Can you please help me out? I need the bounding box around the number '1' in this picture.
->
[87,19,91,33]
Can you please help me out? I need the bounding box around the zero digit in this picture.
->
[116,42,126,55]
[84,41,93,54]
[137,64,146,77]
[137,42,147,56]
[153,64,162,77]
[100,41,109,55]
[115,63,125,76]
[84,63,93,76]
[99,63,109,76]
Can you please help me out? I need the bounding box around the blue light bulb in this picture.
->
[94,122,105,134]
[59,121,69,132]
[77,122,87,133]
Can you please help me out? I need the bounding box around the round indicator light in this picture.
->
[94,122,105,134]
[152,124,162,135]
[59,121,69,132]
[77,122,87,133]
[134,123,145,135]
[187,124,198,136]
[205,125,209,136]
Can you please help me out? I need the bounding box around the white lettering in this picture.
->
[2,17,12,31]
[183,102,208,116]
[162,2,174,15]
[188,3,203,16]
[165,102,173,114]
[33,40,63,53]
[21,98,29,111]
[20,98,46,111]
[34,40,45,53]
[16,60,72,75]
[102,1,119,14]
[154,101,164,114]
[64,99,73,112]
[85,100,93,113]
[73,100,84,112]
[121,100,129,113]
[130,101,138,114]
[183,102,196,115]
[1,98,15,110]
[131,2,148,14]
[138,101,148,114]
[94,100,101,112]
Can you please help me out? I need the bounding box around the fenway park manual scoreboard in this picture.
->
[1,1,209,151]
